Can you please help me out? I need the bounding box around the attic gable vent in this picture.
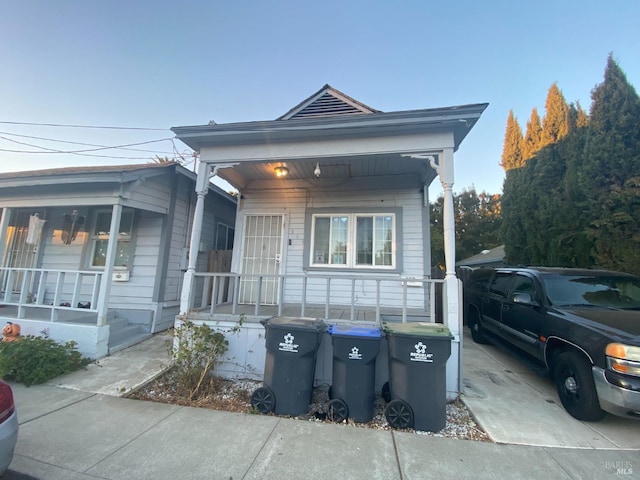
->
[278,84,379,120]
[289,93,366,119]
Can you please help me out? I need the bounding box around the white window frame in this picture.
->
[309,213,396,269]
[88,208,135,270]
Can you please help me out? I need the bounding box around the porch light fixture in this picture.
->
[274,165,289,177]
[61,210,85,245]
[314,162,321,177]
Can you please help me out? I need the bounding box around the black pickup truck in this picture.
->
[464,267,640,421]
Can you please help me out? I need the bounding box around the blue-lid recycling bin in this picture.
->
[327,324,382,423]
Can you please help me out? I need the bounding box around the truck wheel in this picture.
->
[469,311,489,344]
[553,351,604,421]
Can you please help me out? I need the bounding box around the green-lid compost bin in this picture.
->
[383,321,452,432]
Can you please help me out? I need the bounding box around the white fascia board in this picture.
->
[173,103,487,151]
[199,131,454,163]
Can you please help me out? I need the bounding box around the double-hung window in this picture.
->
[215,222,235,250]
[310,213,395,269]
[90,209,134,269]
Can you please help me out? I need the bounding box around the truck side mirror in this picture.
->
[512,292,538,306]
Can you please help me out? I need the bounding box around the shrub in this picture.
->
[169,318,242,399]
[0,335,89,386]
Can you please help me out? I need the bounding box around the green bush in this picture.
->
[169,318,242,399]
[0,335,89,386]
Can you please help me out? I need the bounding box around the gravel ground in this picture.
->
[129,371,490,442]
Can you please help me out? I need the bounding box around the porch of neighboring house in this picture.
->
[0,163,238,358]
[0,264,149,358]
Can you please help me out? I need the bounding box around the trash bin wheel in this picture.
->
[328,398,349,423]
[381,382,391,403]
[251,386,276,414]
[385,399,414,429]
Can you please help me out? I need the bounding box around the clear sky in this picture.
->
[0,1,638,197]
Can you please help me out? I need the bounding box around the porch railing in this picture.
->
[0,267,103,322]
[192,273,444,323]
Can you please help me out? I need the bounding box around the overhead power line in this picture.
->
[0,133,175,154]
[0,130,178,154]
[0,120,168,131]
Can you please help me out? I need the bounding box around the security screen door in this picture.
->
[2,210,44,293]
[239,215,283,305]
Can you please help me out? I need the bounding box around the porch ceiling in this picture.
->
[215,152,439,190]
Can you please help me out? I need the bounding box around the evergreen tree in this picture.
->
[500,110,524,170]
[540,83,571,147]
[574,101,589,128]
[580,55,640,274]
[522,107,543,161]
[430,188,502,268]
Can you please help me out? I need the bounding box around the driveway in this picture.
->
[461,330,640,449]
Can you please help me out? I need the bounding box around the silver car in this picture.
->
[0,379,18,475]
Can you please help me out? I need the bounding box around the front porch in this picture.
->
[178,271,463,400]
[0,266,151,358]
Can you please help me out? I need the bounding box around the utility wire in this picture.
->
[0,130,178,154]
[0,120,168,131]
[0,135,178,155]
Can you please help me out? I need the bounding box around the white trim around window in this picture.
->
[309,212,396,269]
[89,208,135,270]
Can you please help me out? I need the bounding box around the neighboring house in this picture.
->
[0,163,237,358]
[456,245,506,278]
[173,85,488,399]
[456,245,505,269]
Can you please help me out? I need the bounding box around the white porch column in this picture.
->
[431,148,462,398]
[96,204,123,326]
[179,162,212,315]
[0,208,11,266]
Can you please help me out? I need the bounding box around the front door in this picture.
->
[2,210,45,293]
[239,214,283,305]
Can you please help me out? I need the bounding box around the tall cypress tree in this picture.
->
[540,83,571,147]
[522,107,543,160]
[501,110,524,170]
[580,55,640,274]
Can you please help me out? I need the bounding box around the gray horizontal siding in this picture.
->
[237,186,427,307]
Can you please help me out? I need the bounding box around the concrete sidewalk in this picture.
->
[8,384,638,480]
[5,333,640,479]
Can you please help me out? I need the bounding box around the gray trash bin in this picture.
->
[251,317,325,416]
[383,322,452,432]
[327,324,382,423]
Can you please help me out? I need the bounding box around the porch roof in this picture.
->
[0,162,236,204]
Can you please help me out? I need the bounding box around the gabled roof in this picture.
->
[277,84,380,120]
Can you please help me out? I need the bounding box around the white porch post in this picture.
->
[179,162,212,315]
[432,148,462,398]
[0,208,11,266]
[96,204,123,326]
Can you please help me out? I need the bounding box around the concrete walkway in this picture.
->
[5,332,639,479]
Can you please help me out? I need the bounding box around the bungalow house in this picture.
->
[173,85,488,399]
[0,162,237,358]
